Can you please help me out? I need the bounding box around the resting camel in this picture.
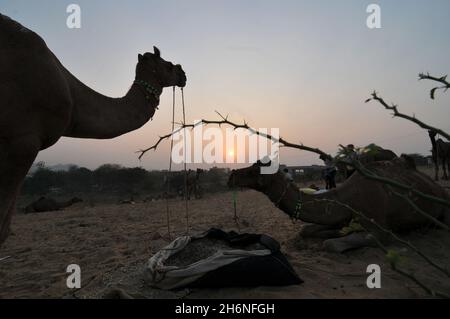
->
[25,197,83,214]
[228,157,450,253]
[0,14,186,246]
[428,131,450,181]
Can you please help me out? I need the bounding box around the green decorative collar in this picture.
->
[134,79,162,101]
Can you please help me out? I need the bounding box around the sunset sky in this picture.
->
[2,0,450,170]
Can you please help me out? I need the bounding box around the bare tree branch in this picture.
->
[419,72,450,100]
[365,91,450,141]
[137,111,333,161]
[136,131,181,160]
[336,156,450,211]
[388,186,450,232]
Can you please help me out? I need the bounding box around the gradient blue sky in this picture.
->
[2,0,450,170]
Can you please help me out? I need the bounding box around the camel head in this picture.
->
[136,46,186,88]
[228,160,274,191]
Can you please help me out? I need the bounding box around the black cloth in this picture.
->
[189,228,303,288]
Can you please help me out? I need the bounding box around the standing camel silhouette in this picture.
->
[0,14,186,246]
[428,130,450,181]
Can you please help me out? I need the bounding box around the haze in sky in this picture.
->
[2,0,450,170]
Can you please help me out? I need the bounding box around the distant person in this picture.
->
[320,155,337,190]
[282,168,294,183]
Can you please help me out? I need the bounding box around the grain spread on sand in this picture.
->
[164,237,265,267]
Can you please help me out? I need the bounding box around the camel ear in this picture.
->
[153,46,161,58]
[138,54,145,62]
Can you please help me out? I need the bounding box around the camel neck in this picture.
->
[61,65,160,139]
[134,79,162,102]
[263,174,299,218]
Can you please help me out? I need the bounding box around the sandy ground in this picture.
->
[1,183,449,299]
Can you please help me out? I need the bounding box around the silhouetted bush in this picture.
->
[22,164,230,198]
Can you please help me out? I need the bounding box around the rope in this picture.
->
[231,174,240,230]
[164,87,177,240]
[181,88,190,235]
[164,87,190,239]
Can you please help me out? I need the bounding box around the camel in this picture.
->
[428,131,450,181]
[228,157,450,253]
[25,197,83,214]
[0,14,186,245]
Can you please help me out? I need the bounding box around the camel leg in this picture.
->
[322,232,377,253]
[442,158,449,180]
[434,157,439,181]
[447,159,450,181]
[0,136,39,246]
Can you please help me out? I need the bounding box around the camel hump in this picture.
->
[0,13,32,34]
[0,14,46,50]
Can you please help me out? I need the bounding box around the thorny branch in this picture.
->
[418,72,450,100]
[337,155,450,214]
[137,111,333,161]
[388,185,450,232]
[365,91,450,141]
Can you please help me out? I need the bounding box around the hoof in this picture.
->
[323,232,377,253]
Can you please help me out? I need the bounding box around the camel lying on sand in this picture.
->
[0,14,186,245]
[25,197,83,214]
[228,157,450,253]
